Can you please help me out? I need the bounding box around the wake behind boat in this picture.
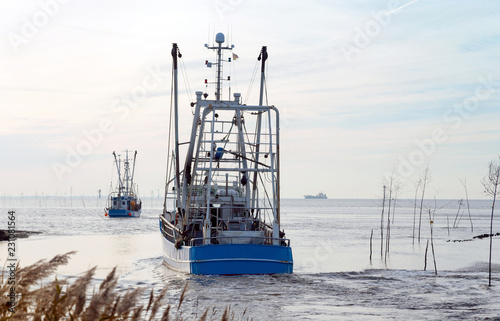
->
[159,33,293,275]
[105,150,142,218]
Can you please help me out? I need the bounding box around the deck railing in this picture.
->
[160,215,290,247]
[188,236,290,247]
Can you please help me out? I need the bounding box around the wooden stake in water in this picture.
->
[428,209,437,275]
[418,166,431,243]
[369,229,373,262]
[460,178,474,232]
[482,157,500,287]
[452,199,463,228]
[424,239,429,271]
[412,178,422,245]
[380,185,386,257]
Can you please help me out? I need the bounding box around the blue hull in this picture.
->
[107,209,141,218]
[189,243,293,275]
[160,221,293,275]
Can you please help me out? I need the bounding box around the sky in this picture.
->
[1,0,499,200]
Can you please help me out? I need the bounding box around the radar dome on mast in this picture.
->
[215,32,225,44]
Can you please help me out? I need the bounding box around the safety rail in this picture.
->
[159,215,182,243]
[106,192,142,211]
[159,214,288,247]
[189,236,290,247]
[107,191,138,199]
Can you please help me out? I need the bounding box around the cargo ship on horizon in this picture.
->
[304,192,328,199]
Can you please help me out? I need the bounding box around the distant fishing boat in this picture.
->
[105,150,142,218]
[304,192,327,199]
[158,33,293,275]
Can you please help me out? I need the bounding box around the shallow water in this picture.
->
[1,198,499,320]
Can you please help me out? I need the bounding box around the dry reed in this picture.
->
[1,252,250,320]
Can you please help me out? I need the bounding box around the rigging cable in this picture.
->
[265,59,269,105]
[257,168,274,224]
[162,61,176,215]
[108,157,115,194]
[244,57,260,105]
[179,56,195,114]
[241,114,274,218]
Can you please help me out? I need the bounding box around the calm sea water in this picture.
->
[1,197,499,320]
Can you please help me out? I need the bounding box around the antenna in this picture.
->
[205,32,234,101]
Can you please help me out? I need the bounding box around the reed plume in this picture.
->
[1,253,249,320]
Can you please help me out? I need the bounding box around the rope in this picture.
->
[265,60,269,105]
[162,62,175,214]
[180,57,194,114]
[244,57,259,105]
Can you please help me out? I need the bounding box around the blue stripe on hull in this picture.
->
[189,244,293,275]
[107,209,141,218]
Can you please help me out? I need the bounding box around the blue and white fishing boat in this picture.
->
[105,150,142,218]
[159,33,293,275]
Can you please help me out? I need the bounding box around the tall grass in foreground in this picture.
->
[0,252,249,320]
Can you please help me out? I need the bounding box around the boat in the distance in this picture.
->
[158,33,293,275]
[105,150,142,218]
[304,192,328,199]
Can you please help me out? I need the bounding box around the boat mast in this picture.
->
[204,34,225,235]
[172,43,182,216]
[215,34,223,100]
[181,91,203,211]
[130,150,137,194]
[124,150,130,196]
[112,151,123,196]
[258,46,267,105]
[236,109,250,209]
[206,33,233,101]
[251,46,268,214]
[269,108,280,245]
